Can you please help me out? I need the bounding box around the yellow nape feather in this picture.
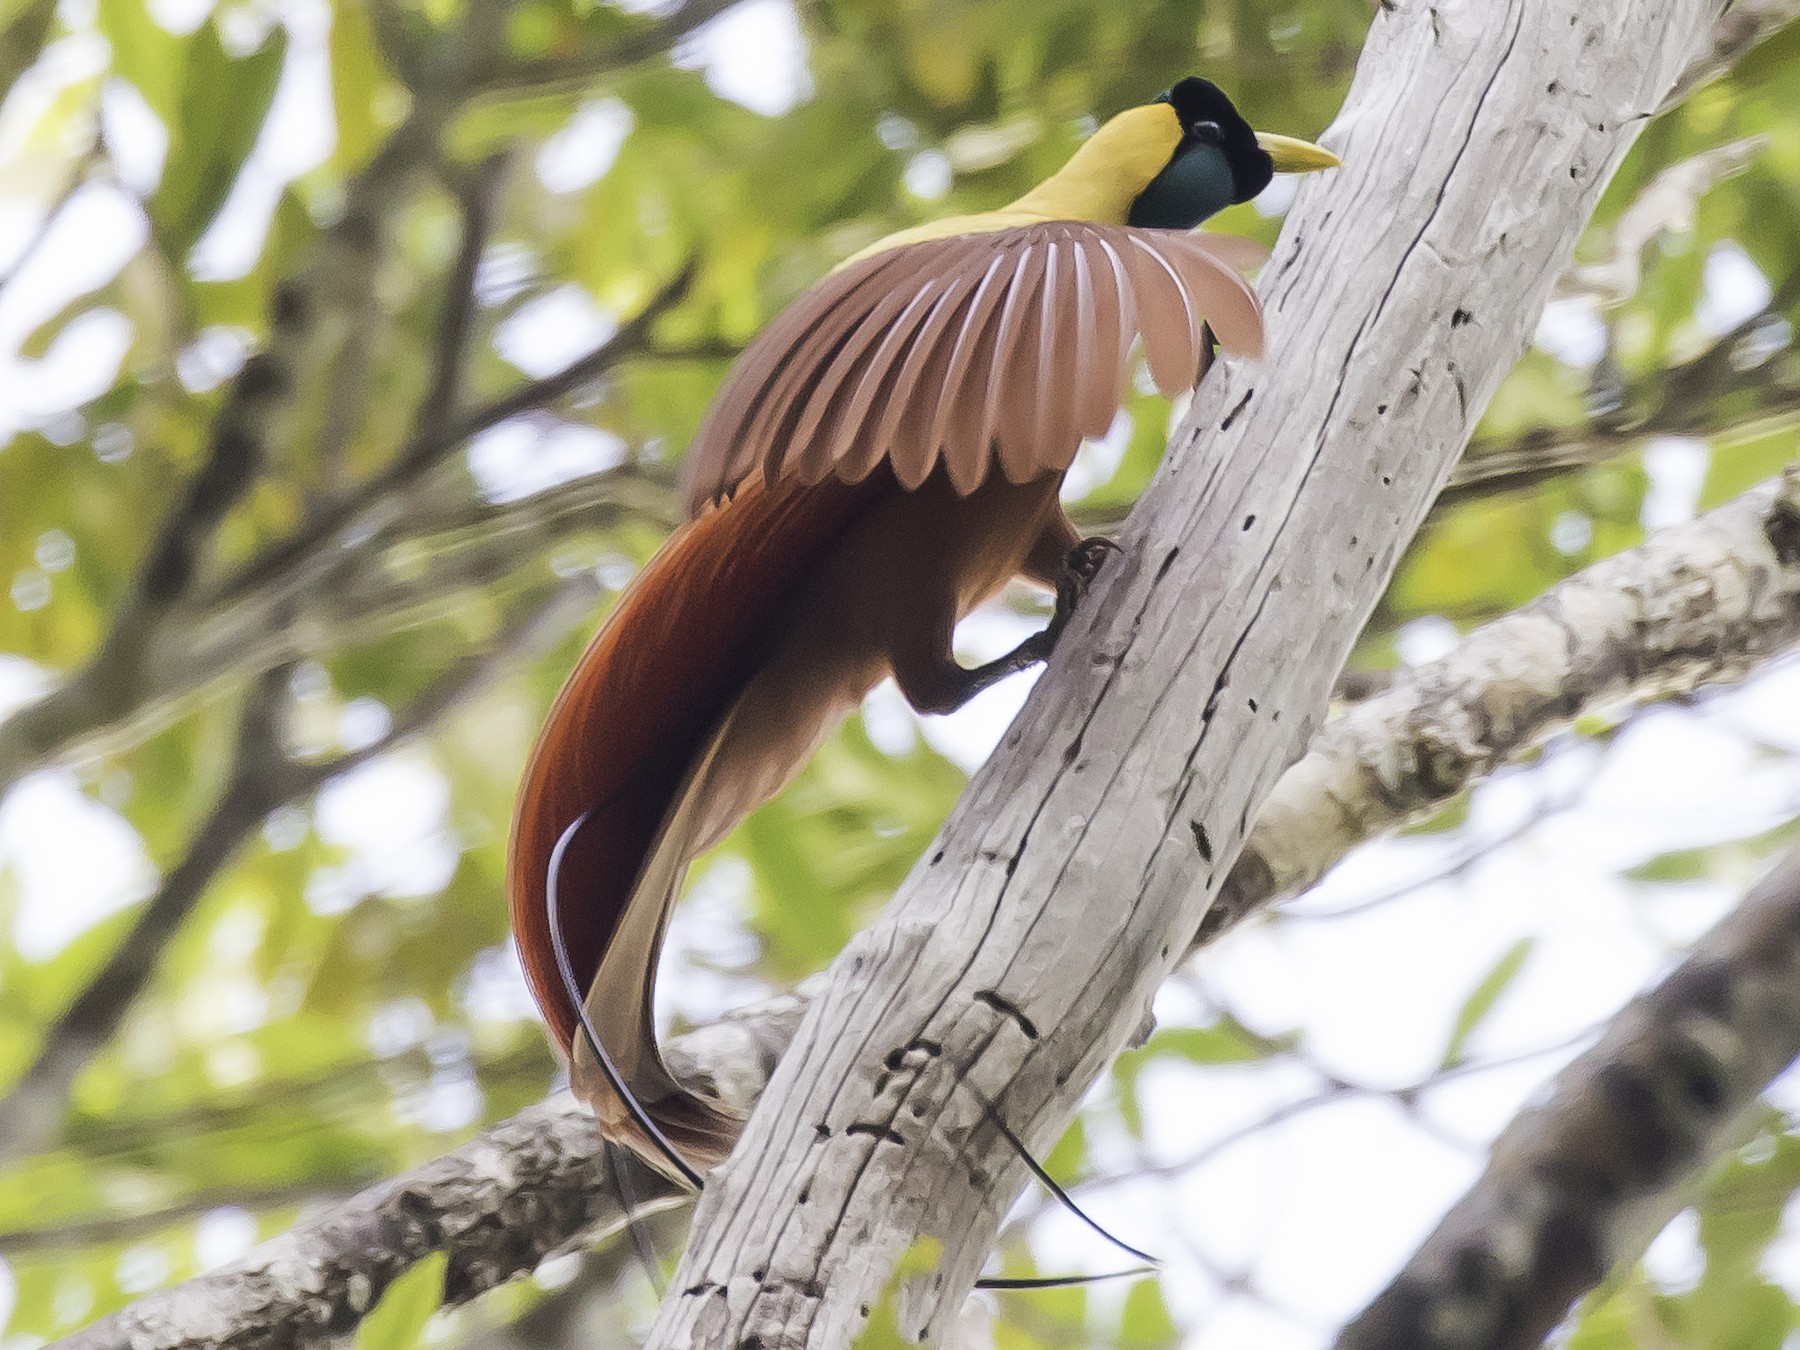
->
[839,102,1183,268]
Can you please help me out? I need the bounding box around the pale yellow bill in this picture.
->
[1255,131,1342,173]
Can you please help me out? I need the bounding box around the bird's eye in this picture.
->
[1190,120,1224,145]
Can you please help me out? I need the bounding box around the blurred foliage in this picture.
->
[0,0,1797,1346]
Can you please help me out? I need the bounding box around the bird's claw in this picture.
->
[1067,537,1120,585]
[1048,536,1120,641]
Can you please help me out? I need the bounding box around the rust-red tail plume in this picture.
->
[507,470,884,1169]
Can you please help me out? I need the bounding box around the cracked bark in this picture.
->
[645,3,1747,1347]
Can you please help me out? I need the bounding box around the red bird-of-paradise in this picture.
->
[508,77,1339,1185]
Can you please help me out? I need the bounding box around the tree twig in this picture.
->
[199,259,697,615]
[474,0,747,96]
[417,153,511,444]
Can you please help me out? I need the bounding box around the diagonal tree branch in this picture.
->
[1197,461,1800,945]
[202,258,698,618]
[1337,842,1800,1350]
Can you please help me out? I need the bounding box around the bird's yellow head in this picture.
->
[1128,76,1340,229]
[1010,76,1338,230]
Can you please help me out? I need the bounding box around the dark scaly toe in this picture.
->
[1046,538,1121,643]
[1066,536,1120,586]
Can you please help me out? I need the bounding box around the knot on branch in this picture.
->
[1763,470,1800,567]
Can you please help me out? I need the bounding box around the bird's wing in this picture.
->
[684,222,1267,511]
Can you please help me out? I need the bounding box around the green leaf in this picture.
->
[448,88,584,161]
[152,20,288,263]
[1563,1278,1648,1349]
[355,1252,447,1350]
[97,0,185,126]
[1401,788,1473,836]
[1119,1279,1180,1349]
[1626,817,1800,886]
[1441,938,1533,1067]
[1113,1020,1290,1139]
[1135,1021,1282,1067]
[1623,847,1714,883]
[1683,1125,1800,1345]
[329,0,395,175]
[1040,1115,1085,1183]
[854,1237,945,1349]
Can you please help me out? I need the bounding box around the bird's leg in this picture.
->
[891,530,1120,715]
[1024,506,1119,645]
[891,611,1032,714]
[1042,536,1120,646]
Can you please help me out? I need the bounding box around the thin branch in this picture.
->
[1032,1028,1599,1220]
[0,579,598,1165]
[55,1043,550,1161]
[200,260,697,614]
[474,0,748,97]
[0,664,291,1163]
[0,461,672,792]
[1443,268,1800,507]
[1337,843,1800,1350]
[418,153,511,443]
[0,1181,369,1255]
[0,10,506,800]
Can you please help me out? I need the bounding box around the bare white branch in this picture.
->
[1203,465,1800,945]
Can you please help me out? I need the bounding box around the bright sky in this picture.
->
[2,1,1798,1344]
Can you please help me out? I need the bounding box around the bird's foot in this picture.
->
[1047,536,1120,642]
